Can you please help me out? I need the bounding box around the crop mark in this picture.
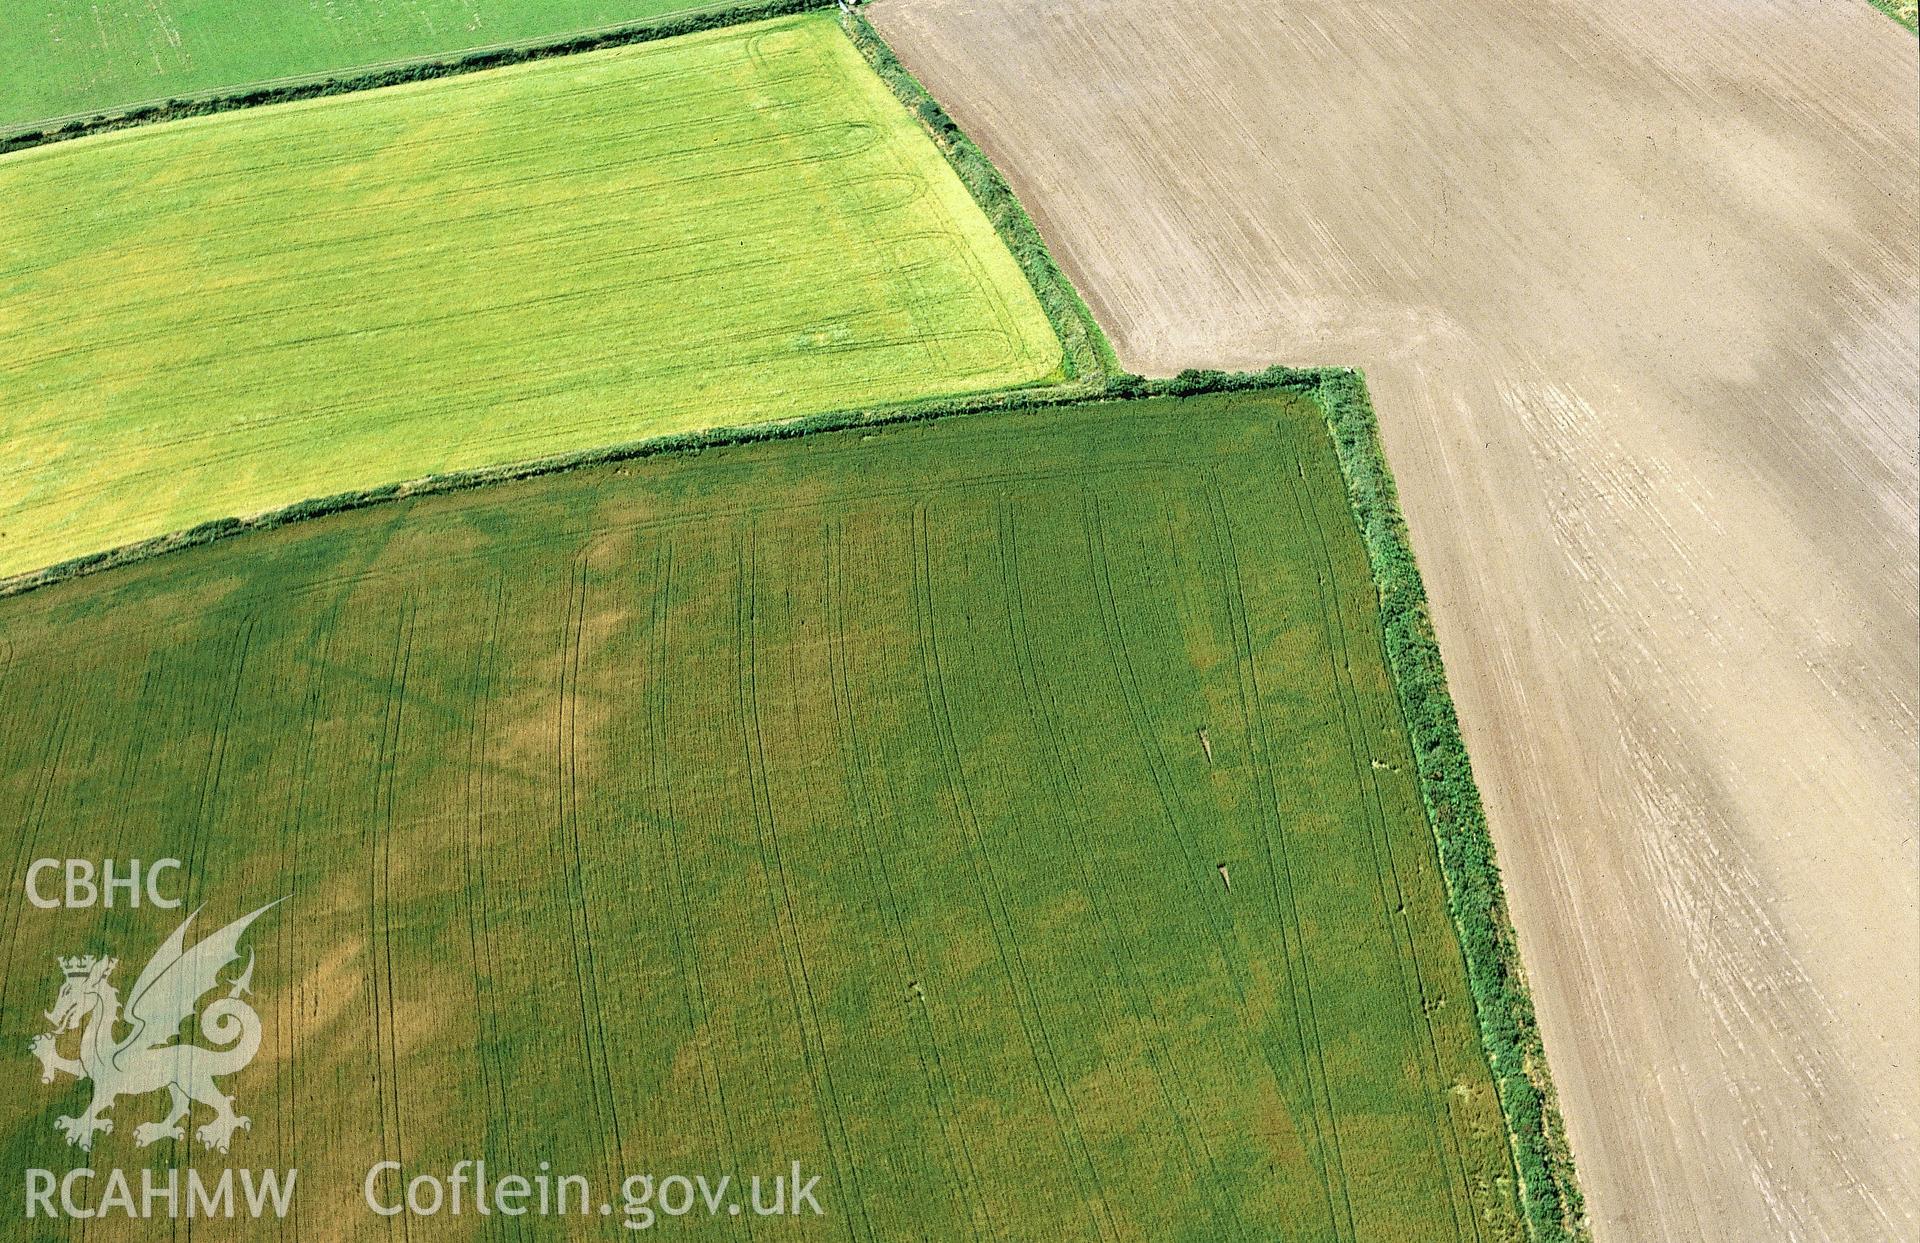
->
[0,14,1067,579]
[9,220,921,407]
[554,551,629,1188]
[1085,487,1356,1236]
[364,593,416,1222]
[909,502,1119,1238]
[175,613,258,915]
[2,34,833,208]
[462,575,520,1165]
[735,526,862,1234]
[0,391,1524,1235]
[993,496,1234,1234]
[11,172,925,368]
[15,242,1000,488]
[6,109,901,371]
[640,537,754,1201]
[270,594,341,1207]
[0,692,71,1025]
[1282,454,1486,1241]
[822,516,990,1240]
[1152,491,1339,1205]
[1201,472,1359,1242]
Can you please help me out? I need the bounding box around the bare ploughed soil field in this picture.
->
[869,1,1918,1239]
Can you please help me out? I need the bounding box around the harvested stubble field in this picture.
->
[0,391,1524,1240]
[868,0,1920,1238]
[0,0,730,132]
[0,11,1065,581]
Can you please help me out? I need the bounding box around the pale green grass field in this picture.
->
[0,0,730,131]
[0,13,1065,580]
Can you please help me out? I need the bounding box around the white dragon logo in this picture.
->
[28,901,279,1154]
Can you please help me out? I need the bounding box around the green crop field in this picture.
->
[0,391,1523,1240]
[0,12,1066,582]
[0,0,741,131]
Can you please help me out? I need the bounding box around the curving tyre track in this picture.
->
[0,15,1063,580]
[866,0,1919,1239]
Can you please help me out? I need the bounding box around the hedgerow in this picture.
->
[0,365,1589,1236]
[0,0,838,154]
[1313,368,1589,1242]
[1867,0,1918,33]
[840,9,1117,383]
[0,10,1585,1228]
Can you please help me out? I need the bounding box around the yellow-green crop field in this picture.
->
[0,391,1523,1240]
[0,12,1064,581]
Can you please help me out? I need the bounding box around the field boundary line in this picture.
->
[1198,475,1358,1240]
[462,577,517,1167]
[556,553,630,1188]
[1312,370,1589,1242]
[0,378,1133,602]
[1279,454,1481,1239]
[0,0,841,151]
[1867,0,1918,34]
[839,8,1117,383]
[0,364,1589,1240]
[365,596,416,1199]
[909,503,1123,1238]
[733,527,867,1227]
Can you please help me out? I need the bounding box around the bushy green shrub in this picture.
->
[1314,369,1588,1242]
